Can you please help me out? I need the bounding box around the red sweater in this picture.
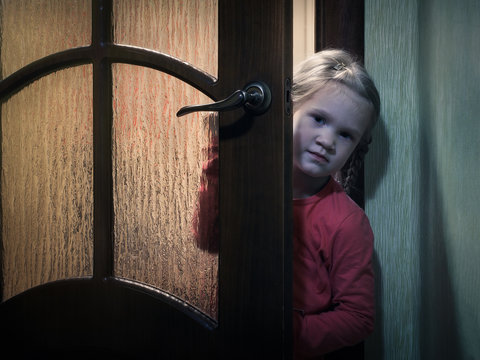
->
[293,178,375,359]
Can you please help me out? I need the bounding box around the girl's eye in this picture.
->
[340,131,352,140]
[314,117,326,125]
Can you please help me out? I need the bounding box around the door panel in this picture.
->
[0,0,292,358]
[0,0,91,78]
[1,66,94,301]
[113,0,218,77]
[112,65,219,320]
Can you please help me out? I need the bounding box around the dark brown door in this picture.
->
[0,0,292,358]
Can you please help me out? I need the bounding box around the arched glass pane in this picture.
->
[1,66,94,301]
[113,0,218,77]
[112,64,219,320]
[0,0,91,79]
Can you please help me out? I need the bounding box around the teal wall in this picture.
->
[364,0,480,359]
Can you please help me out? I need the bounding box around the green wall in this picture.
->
[364,0,480,359]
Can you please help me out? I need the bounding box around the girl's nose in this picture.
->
[316,130,335,150]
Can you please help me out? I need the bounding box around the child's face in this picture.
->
[293,82,373,184]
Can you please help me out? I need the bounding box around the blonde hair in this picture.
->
[292,49,381,194]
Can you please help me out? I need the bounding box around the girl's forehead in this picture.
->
[321,82,362,100]
[294,82,374,120]
[310,83,374,129]
[310,83,370,110]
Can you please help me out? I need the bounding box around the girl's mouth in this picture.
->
[308,151,328,163]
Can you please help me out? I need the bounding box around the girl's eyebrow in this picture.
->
[309,108,331,118]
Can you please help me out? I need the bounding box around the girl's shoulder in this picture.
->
[297,178,369,229]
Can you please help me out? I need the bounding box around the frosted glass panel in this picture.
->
[0,0,91,78]
[113,0,218,77]
[113,64,219,319]
[1,66,94,301]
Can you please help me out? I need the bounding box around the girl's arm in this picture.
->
[294,212,375,357]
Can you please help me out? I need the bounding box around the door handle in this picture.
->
[176,81,271,117]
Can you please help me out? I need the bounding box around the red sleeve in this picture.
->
[294,211,375,357]
[192,141,219,253]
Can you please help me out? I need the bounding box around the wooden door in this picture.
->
[0,0,292,358]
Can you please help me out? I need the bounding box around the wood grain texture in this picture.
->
[1,66,94,301]
[0,0,91,79]
[315,0,364,59]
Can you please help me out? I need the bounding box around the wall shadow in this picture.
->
[418,125,463,360]
[365,115,389,201]
[418,2,464,352]
[365,250,384,360]
[364,113,388,359]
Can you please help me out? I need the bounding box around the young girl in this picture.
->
[292,49,381,359]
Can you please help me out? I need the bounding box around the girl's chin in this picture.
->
[293,163,332,179]
[302,167,330,179]
[300,171,330,183]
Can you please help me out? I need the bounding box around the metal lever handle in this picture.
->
[176,81,271,117]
